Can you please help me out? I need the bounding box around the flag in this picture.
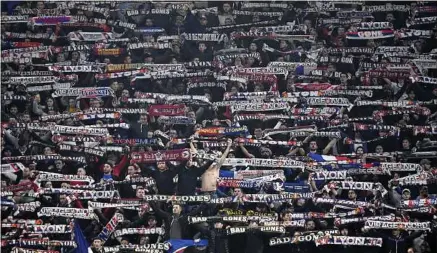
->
[73,219,90,253]
[167,239,208,253]
[308,153,351,164]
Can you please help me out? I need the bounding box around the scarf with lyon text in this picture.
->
[45,190,118,200]
[51,134,111,143]
[184,61,214,69]
[2,95,27,101]
[239,193,316,203]
[48,65,101,73]
[76,112,121,121]
[315,236,383,247]
[326,181,387,192]
[23,224,72,234]
[196,126,249,137]
[224,91,280,101]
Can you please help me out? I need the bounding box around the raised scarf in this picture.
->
[148,104,186,116]
[37,207,97,220]
[113,227,165,237]
[4,239,76,248]
[52,87,115,99]
[221,158,305,169]
[157,116,196,125]
[315,236,383,247]
[130,149,191,163]
[97,212,124,243]
[3,155,86,164]
[364,221,431,231]
[231,102,289,113]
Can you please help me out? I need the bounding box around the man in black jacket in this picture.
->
[197,221,230,253]
[150,201,205,240]
[147,162,179,195]
[177,159,213,196]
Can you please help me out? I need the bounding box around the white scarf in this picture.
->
[364,221,431,231]
[37,207,97,220]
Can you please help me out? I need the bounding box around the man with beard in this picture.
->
[147,161,179,195]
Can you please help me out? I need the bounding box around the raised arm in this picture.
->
[216,138,233,169]
[239,142,254,158]
[323,138,339,155]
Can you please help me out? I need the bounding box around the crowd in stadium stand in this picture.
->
[1,1,437,253]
